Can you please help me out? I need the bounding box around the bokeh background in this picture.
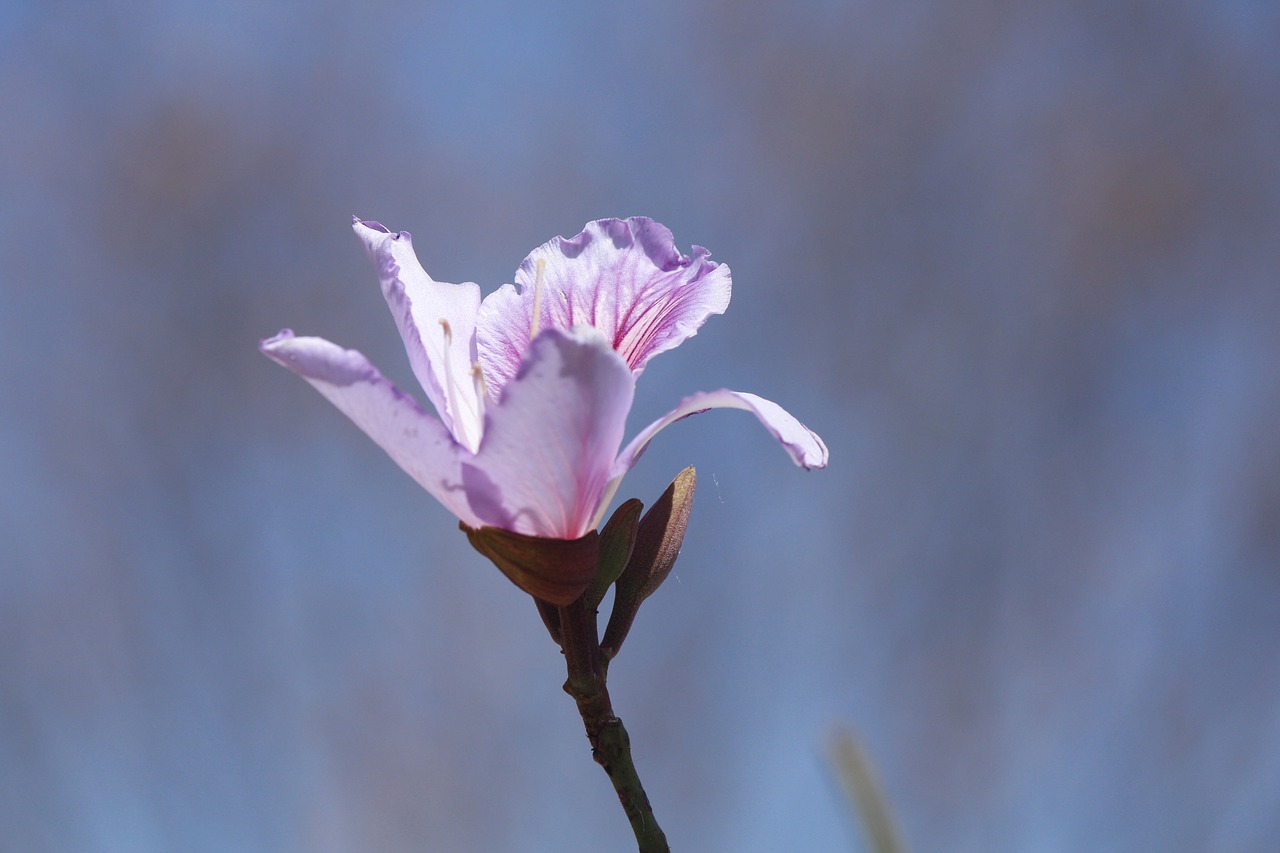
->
[3,1,1278,850]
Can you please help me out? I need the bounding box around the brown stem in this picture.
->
[557,597,670,853]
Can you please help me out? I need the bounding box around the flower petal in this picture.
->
[467,327,635,539]
[476,217,731,395]
[613,388,829,483]
[353,219,485,452]
[260,330,482,528]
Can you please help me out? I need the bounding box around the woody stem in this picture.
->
[557,597,670,853]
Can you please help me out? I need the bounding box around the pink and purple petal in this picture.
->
[467,327,635,539]
[476,218,731,395]
[354,219,485,451]
[260,330,482,528]
[613,388,829,482]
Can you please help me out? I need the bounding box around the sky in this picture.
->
[2,1,1278,850]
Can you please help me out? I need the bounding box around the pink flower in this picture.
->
[262,218,826,594]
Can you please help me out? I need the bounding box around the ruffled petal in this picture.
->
[466,327,635,539]
[260,330,482,528]
[353,219,485,452]
[476,217,731,395]
[613,388,829,481]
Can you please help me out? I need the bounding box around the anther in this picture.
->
[471,363,489,401]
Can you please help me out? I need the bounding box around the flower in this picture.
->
[261,217,827,599]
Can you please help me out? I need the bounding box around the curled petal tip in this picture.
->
[259,328,296,352]
[352,217,389,231]
[613,389,829,481]
[352,219,397,247]
[795,430,830,471]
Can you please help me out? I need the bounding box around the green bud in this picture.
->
[585,498,644,613]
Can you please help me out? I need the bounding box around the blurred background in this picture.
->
[2,1,1278,850]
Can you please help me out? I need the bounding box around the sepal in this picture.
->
[601,466,695,659]
[585,499,643,612]
[462,523,600,606]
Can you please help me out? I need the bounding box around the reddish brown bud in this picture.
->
[601,466,695,659]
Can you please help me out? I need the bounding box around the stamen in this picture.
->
[530,258,546,341]
[470,363,489,424]
[471,363,489,400]
[438,319,472,449]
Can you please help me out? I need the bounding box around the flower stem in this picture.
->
[557,597,670,853]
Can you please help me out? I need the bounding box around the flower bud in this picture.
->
[585,498,644,613]
[601,466,695,659]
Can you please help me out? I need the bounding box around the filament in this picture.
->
[471,363,489,423]
[438,319,473,450]
[530,258,546,341]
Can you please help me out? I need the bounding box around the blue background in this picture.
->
[2,1,1278,850]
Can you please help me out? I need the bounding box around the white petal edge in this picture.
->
[594,389,829,525]
[260,330,482,528]
[353,219,485,452]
